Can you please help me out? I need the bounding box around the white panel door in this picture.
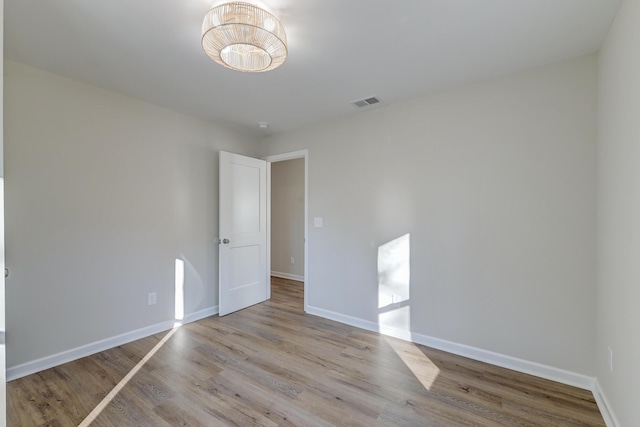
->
[219,151,268,316]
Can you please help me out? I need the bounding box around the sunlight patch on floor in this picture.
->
[77,326,179,426]
[384,336,440,391]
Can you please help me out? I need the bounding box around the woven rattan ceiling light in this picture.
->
[201,2,288,72]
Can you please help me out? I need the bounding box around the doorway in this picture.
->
[264,150,308,311]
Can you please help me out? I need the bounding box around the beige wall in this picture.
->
[271,158,305,280]
[261,55,598,377]
[597,0,640,424]
[4,61,259,368]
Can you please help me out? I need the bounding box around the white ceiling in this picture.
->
[5,0,622,136]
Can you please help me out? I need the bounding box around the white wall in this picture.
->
[597,0,640,424]
[0,0,6,423]
[4,61,259,368]
[271,158,305,280]
[261,55,598,376]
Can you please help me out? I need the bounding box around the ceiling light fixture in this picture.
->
[201,2,288,72]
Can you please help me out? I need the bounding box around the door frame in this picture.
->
[263,150,309,312]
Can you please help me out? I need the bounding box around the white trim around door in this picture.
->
[263,150,309,312]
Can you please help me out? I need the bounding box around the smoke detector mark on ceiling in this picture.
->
[351,96,382,108]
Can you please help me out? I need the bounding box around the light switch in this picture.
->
[314,217,323,228]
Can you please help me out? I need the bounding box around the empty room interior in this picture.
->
[1,0,639,425]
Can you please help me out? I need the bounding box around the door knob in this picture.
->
[222,239,230,244]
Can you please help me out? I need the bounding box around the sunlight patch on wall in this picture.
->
[378,233,411,337]
[175,258,185,321]
[378,234,440,389]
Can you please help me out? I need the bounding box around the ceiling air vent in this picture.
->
[351,96,381,108]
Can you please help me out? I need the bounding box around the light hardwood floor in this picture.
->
[8,277,605,426]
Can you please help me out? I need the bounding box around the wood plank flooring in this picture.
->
[8,277,605,426]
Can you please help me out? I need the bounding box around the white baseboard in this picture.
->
[305,305,596,391]
[592,380,620,427]
[7,306,219,381]
[180,306,218,325]
[7,302,619,426]
[271,271,304,282]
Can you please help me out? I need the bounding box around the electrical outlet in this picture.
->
[291,256,295,264]
[608,347,613,372]
[148,292,157,306]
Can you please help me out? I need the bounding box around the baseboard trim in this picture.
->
[305,305,596,391]
[271,271,304,282]
[592,380,620,427]
[180,306,218,325]
[7,302,617,425]
[7,305,219,381]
